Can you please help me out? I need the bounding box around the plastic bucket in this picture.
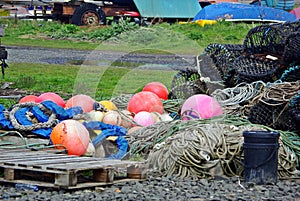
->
[243,131,280,184]
[243,131,279,144]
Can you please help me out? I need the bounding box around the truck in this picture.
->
[1,0,202,26]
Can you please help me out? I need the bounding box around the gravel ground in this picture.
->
[2,46,300,201]
[0,176,300,201]
[5,46,196,70]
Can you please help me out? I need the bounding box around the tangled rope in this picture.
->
[211,81,265,107]
[110,94,133,110]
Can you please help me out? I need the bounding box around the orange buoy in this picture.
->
[142,82,169,100]
[50,120,90,156]
[65,94,95,113]
[36,92,65,107]
[19,95,38,103]
[127,91,164,114]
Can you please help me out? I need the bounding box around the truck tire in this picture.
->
[71,3,106,26]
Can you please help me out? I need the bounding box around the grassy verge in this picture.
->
[0,19,257,53]
[0,62,176,107]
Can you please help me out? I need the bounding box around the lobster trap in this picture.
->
[248,82,300,134]
[168,67,208,100]
[202,43,244,87]
[243,21,300,66]
[232,55,284,85]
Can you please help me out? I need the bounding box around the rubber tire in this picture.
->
[71,3,106,26]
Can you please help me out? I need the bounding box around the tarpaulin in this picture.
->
[133,0,201,18]
[84,121,128,160]
[193,2,297,22]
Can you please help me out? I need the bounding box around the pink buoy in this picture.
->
[65,94,95,113]
[36,92,65,107]
[19,95,38,103]
[142,82,169,100]
[127,91,164,114]
[133,111,155,127]
[50,120,90,156]
[181,94,222,120]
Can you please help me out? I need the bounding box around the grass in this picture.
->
[0,62,176,107]
[0,19,259,107]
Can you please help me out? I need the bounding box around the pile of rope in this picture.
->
[211,81,265,117]
[125,115,299,179]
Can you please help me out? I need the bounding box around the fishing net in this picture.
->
[232,55,284,85]
[168,67,208,100]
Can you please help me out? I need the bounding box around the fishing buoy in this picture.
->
[181,94,223,120]
[102,110,122,126]
[84,142,95,156]
[65,94,95,113]
[36,92,65,107]
[99,100,118,111]
[127,126,142,135]
[87,110,104,122]
[19,95,38,103]
[127,91,164,114]
[120,110,134,128]
[133,111,155,127]
[142,82,168,100]
[50,120,90,156]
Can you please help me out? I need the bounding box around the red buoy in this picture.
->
[142,82,168,100]
[65,94,95,113]
[127,91,164,114]
[19,95,38,103]
[36,92,65,107]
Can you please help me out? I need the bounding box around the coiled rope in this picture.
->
[9,102,57,131]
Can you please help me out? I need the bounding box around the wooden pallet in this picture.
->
[0,148,146,190]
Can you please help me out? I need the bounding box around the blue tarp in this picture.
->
[133,0,201,18]
[0,101,83,138]
[193,3,297,22]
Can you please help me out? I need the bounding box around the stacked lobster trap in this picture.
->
[169,21,300,135]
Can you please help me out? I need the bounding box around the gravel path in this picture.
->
[5,46,196,70]
[0,176,299,201]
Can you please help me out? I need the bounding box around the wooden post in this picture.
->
[93,168,114,182]
[4,168,14,180]
[55,172,77,187]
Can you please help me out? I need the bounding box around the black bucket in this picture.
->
[243,131,280,184]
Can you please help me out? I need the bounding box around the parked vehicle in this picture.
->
[1,0,201,26]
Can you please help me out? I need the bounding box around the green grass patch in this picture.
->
[0,19,258,53]
[1,62,176,107]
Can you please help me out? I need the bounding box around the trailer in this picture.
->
[1,0,201,26]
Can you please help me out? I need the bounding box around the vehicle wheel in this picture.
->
[71,3,106,26]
